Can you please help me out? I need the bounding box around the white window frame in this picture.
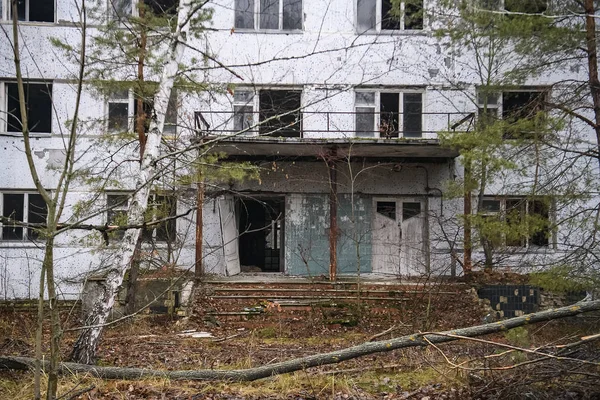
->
[1,81,53,136]
[106,90,134,133]
[480,196,552,249]
[2,0,57,23]
[108,0,135,21]
[234,0,304,31]
[0,191,48,241]
[232,89,256,135]
[354,89,424,138]
[356,0,424,33]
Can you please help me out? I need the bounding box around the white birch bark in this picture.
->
[70,0,194,364]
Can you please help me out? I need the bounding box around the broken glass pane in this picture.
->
[283,0,302,29]
[403,93,422,138]
[260,0,279,29]
[235,0,255,28]
[259,90,302,137]
[356,107,375,137]
[380,92,399,138]
[3,194,24,240]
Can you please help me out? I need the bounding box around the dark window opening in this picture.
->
[482,199,501,213]
[13,0,55,22]
[505,0,547,14]
[7,82,52,134]
[505,199,525,247]
[1,193,47,241]
[27,194,46,240]
[529,200,549,246]
[403,92,422,137]
[381,0,400,30]
[404,0,423,30]
[402,202,421,221]
[282,0,302,29]
[2,194,24,240]
[238,197,284,272]
[107,194,129,240]
[380,93,399,138]
[108,103,129,131]
[259,90,302,137]
[143,195,177,242]
[376,201,396,220]
[144,0,179,15]
[502,91,546,139]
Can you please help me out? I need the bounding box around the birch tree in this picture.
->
[69,0,201,364]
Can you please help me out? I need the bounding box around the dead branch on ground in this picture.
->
[1,300,599,382]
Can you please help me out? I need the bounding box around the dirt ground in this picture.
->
[0,286,599,399]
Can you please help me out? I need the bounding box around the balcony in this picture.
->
[194,110,471,160]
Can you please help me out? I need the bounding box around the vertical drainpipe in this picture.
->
[329,148,338,281]
[195,175,204,280]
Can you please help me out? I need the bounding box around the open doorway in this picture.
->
[237,197,284,272]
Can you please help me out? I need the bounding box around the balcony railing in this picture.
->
[194,110,474,139]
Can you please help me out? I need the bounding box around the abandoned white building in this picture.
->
[0,0,594,299]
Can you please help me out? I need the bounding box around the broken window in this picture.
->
[7,0,55,22]
[504,0,547,14]
[108,0,132,20]
[106,194,129,240]
[357,0,423,32]
[5,82,52,134]
[234,0,302,30]
[476,89,547,139]
[233,90,255,134]
[143,194,177,242]
[480,197,551,248]
[355,91,423,138]
[259,90,302,137]
[144,0,179,16]
[108,90,130,132]
[1,192,47,240]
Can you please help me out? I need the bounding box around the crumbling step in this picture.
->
[210,295,411,301]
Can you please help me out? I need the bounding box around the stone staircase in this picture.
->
[189,277,473,329]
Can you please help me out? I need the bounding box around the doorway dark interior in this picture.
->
[238,197,284,272]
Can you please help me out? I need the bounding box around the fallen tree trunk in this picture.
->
[2,300,599,382]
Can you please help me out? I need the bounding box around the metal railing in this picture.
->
[194,110,474,139]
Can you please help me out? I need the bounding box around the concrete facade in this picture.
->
[0,0,595,299]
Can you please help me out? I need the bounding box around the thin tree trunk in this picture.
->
[584,0,600,168]
[43,234,60,400]
[6,299,600,381]
[69,0,194,364]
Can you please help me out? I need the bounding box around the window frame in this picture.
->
[354,89,424,138]
[480,196,552,249]
[0,191,48,242]
[2,0,56,23]
[476,88,549,139]
[234,0,304,32]
[106,88,178,135]
[1,81,53,136]
[356,0,424,33]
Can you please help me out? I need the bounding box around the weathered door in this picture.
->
[219,196,240,276]
[372,198,425,277]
